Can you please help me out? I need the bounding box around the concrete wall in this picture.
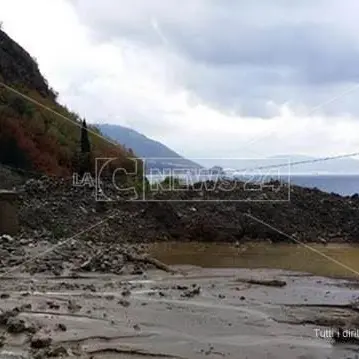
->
[0,190,19,236]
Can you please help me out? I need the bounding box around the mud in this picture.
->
[1,267,359,359]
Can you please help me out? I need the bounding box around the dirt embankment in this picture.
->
[1,174,359,276]
[18,176,359,245]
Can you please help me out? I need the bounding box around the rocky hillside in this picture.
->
[0,29,55,99]
[0,29,138,176]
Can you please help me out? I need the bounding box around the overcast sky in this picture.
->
[1,0,359,160]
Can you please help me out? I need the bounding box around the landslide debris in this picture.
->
[1,175,359,276]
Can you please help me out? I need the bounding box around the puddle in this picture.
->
[149,242,359,278]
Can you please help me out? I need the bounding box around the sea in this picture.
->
[148,174,359,197]
[288,175,359,196]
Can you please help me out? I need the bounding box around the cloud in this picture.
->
[1,0,359,161]
[71,0,359,117]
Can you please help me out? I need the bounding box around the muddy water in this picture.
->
[150,242,359,278]
[2,243,359,358]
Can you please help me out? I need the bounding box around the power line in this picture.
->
[0,82,126,151]
[233,152,359,173]
[1,82,358,178]
[226,84,359,158]
[3,150,359,180]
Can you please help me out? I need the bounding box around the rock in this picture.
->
[0,234,14,242]
[237,278,287,288]
[318,237,327,244]
[174,285,189,291]
[20,303,32,311]
[84,284,97,292]
[0,293,10,299]
[55,323,67,332]
[118,299,130,307]
[181,286,201,298]
[67,300,81,312]
[131,267,144,275]
[79,206,88,214]
[79,258,93,271]
[121,289,131,297]
[6,317,27,333]
[46,345,68,357]
[47,301,60,310]
[31,335,52,349]
[0,307,20,325]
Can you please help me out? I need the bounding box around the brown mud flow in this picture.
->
[1,267,359,359]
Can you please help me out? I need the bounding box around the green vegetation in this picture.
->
[160,176,183,189]
[0,29,142,177]
[81,119,91,154]
[79,119,92,175]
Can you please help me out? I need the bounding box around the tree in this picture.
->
[81,119,91,154]
[79,119,92,175]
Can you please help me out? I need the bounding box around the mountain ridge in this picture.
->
[97,123,200,171]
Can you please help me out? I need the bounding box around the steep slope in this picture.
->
[97,123,200,171]
[0,29,55,99]
[0,29,138,176]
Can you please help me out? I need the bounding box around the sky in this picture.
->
[1,0,359,160]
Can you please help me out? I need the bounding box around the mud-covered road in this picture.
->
[1,267,359,358]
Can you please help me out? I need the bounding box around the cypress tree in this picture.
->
[79,119,91,174]
[81,119,91,154]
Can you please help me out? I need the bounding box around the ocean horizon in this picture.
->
[287,174,359,196]
[147,173,359,197]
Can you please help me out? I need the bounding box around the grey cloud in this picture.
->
[167,23,359,82]
[72,0,359,117]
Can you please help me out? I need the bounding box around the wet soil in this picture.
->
[1,267,359,359]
